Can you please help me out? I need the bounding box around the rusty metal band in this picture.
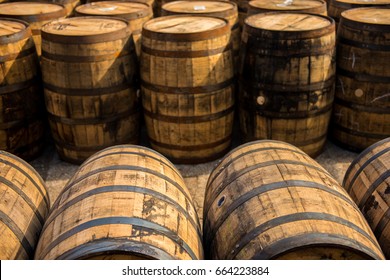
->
[228,212,382,259]
[142,17,230,42]
[143,105,233,123]
[141,44,231,58]
[204,159,337,219]
[331,122,389,139]
[0,46,36,62]
[338,36,390,52]
[337,67,390,83]
[56,239,174,260]
[252,233,382,260]
[43,82,133,96]
[41,49,131,62]
[0,6,67,23]
[0,78,39,95]
[141,78,234,94]
[0,18,31,44]
[43,184,201,242]
[334,97,389,114]
[38,216,199,260]
[47,108,138,125]
[149,134,231,151]
[0,210,34,259]
[0,176,45,226]
[244,14,335,40]
[359,170,390,210]
[204,180,363,251]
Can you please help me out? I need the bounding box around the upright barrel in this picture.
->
[247,0,327,16]
[203,140,385,260]
[239,13,336,157]
[0,19,46,160]
[34,145,203,260]
[331,8,390,151]
[0,150,50,259]
[41,17,139,164]
[140,15,234,163]
[0,2,67,56]
[343,138,390,258]
[75,1,153,57]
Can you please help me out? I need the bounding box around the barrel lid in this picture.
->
[341,7,390,25]
[75,1,151,17]
[142,15,230,41]
[162,1,236,14]
[0,18,31,43]
[248,0,325,11]
[41,17,130,44]
[0,2,66,22]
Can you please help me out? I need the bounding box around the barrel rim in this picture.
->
[161,0,238,18]
[142,15,231,42]
[41,16,131,44]
[0,2,67,22]
[244,12,335,39]
[340,7,390,30]
[0,18,32,44]
[248,0,327,12]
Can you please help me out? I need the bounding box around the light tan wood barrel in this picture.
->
[41,17,139,164]
[34,145,203,260]
[203,140,385,260]
[247,0,328,16]
[331,8,390,151]
[161,1,240,71]
[0,150,50,259]
[75,1,153,57]
[343,137,390,258]
[141,15,234,163]
[0,2,67,56]
[0,19,46,161]
[239,13,336,157]
[87,0,156,16]
[27,0,81,16]
[328,0,390,26]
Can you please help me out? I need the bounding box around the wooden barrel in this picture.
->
[343,137,390,258]
[41,17,140,164]
[0,19,46,161]
[328,0,390,26]
[0,150,50,259]
[331,8,390,151]
[87,0,156,16]
[247,0,328,16]
[27,0,81,16]
[203,140,385,260]
[231,0,249,27]
[140,15,234,163]
[0,2,67,56]
[75,1,153,57]
[34,145,203,260]
[161,1,240,71]
[238,13,336,157]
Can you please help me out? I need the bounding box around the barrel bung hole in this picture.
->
[217,196,226,207]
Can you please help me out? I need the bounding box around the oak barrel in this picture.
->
[238,13,336,157]
[331,8,390,151]
[247,0,328,16]
[343,137,390,258]
[0,2,67,56]
[203,140,385,260]
[161,1,240,71]
[75,1,153,57]
[140,15,234,163]
[0,19,46,160]
[0,150,50,259]
[41,17,140,164]
[34,145,203,260]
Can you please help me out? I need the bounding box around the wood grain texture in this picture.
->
[343,137,390,258]
[331,8,390,151]
[0,19,46,161]
[0,2,67,56]
[247,0,327,16]
[41,17,140,164]
[75,1,153,57]
[34,145,203,260]
[239,13,336,157]
[140,15,234,163]
[0,150,50,259]
[203,140,385,260]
